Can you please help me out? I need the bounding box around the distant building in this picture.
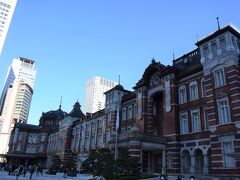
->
[83,76,117,114]
[0,0,18,54]
[0,57,36,154]
[7,105,67,166]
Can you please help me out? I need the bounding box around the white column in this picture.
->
[162,149,166,174]
[190,154,196,174]
[180,155,184,173]
[203,154,209,174]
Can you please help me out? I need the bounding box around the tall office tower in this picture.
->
[84,76,118,114]
[0,0,17,54]
[0,57,36,154]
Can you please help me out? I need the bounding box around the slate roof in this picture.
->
[68,101,85,119]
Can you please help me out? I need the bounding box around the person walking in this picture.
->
[63,167,67,178]
[16,165,23,180]
[29,165,35,179]
[23,166,27,177]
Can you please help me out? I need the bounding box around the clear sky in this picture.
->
[0,0,240,125]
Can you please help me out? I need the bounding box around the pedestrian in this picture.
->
[29,165,35,179]
[36,165,39,176]
[160,174,165,180]
[8,163,12,175]
[189,176,195,180]
[23,166,27,177]
[176,175,182,180]
[63,167,67,178]
[16,165,23,180]
[38,166,43,175]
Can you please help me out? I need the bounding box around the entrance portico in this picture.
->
[141,141,166,174]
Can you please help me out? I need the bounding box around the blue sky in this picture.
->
[0,0,240,125]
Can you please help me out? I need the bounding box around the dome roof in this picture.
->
[114,84,124,91]
[68,101,85,119]
[40,107,68,122]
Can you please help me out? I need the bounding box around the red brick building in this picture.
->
[105,24,240,177]
[7,24,240,179]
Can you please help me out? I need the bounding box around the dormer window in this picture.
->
[211,41,217,55]
[203,45,209,57]
[231,36,237,50]
[220,36,226,50]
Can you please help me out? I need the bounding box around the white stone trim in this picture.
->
[231,93,240,97]
[229,80,240,84]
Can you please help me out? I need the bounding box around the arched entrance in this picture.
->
[150,92,163,135]
[181,150,190,173]
[195,149,203,174]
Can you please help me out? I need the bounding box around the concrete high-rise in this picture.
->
[0,0,17,54]
[0,57,36,154]
[83,76,118,114]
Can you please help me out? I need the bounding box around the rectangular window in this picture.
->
[108,112,112,122]
[201,79,206,97]
[214,69,226,88]
[98,120,102,128]
[133,104,137,118]
[220,37,226,50]
[231,36,237,49]
[180,112,188,134]
[189,82,199,101]
[223,141,235,168]
[106,129,111,142]
[204,108,209,130]
[211,41,217,55]
[203,45,209,57]
[122,108,126,121]
[191,110,201,132]
[218,97,231,124]
[178,85,187,104]
[127,105,133,119]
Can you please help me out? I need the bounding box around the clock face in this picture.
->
[151,73,160,86]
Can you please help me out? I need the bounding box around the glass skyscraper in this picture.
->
[83,76,118,114]
[0,0,17,54]
[0,57,36,154]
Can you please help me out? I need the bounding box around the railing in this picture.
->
[110,131,166,144]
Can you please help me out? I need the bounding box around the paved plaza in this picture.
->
[0,171,93,180]
[0,171,197,180]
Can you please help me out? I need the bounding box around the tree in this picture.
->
[65,153,77,171]
[48,155,61,174]
[81,149,98,173]
[116,148,140,176]
[64,152,78,176]
[82,148,115,178]
[94,148,115,178]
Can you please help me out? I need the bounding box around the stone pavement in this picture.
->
[0,171,93,180]
[0,171,196,180]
